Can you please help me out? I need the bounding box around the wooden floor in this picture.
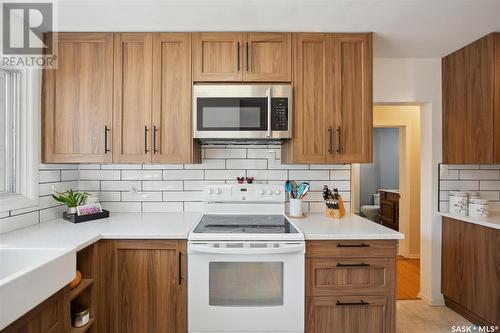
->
[396,256,420,300]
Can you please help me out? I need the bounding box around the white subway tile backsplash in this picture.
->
[142,202,183,213]
[163,170,204,180]
[61,169,79,181]
[459,169,500,180]
[79,164,101,170]
[204,148,246,158]
[39,181,78,196]
[122,191,162,202]
[143,164,183,170]
[310,180,351,191]
[0,212,39,234]
[163,191,205,202]
[289,170,329,181]
[39,170,61,183]
[101,202,142,212]
[101,164,141,169]
[330,170,351,180]
[226,159,267,170]
[248,170,287,180]
[479,180,500,190]
[80,170,120,181]
[183,202,204,212]
[79,181,101,191]
[93,191,121,202]
[101,180,141,191]
[205,169,246,180]
[247,148,280,159]
[122,170,162,181]
[267,159,308,170]
[184,159,225,169]
[440,180,480,191]
[142,181,183,191]
[39,163,78,170]
[40,206,65,223]
[183,180,225,190]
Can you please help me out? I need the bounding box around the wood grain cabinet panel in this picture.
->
[282,32,372,164]
[42,33,113,163]
[192,32,243,81]
[243,32,291,82]
[113,33,153,163]
[1,287,70,333]
[306,296,391,333]
[442,217,500,326]
[442,32,500,163]
[332,33,373,163]
[152,33,201,163]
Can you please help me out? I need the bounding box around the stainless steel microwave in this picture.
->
[193,84,292,140]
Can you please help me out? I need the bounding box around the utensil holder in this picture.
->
[289,198,304,217]
[325,195,345,219]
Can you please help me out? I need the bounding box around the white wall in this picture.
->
[373,58,443,305]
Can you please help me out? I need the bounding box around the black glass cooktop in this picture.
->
[193,215,299,234]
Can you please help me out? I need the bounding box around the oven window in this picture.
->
[197,98,267,131]
[209,262,283,306]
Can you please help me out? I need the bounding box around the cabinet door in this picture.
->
[283,33,334,163]
[192,32,243,81]
[332,33,373,163]
[42,33,113,163]
[113,33,153,163]
[114,240,186,333]
[243,32,291,82]
[152,33,201,164]
[306,296,390,333]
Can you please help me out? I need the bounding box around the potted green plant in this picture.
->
[52,189,90,214]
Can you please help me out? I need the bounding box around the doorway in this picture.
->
[352,105,421,300]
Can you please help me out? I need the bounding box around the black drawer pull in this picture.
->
[336,300,369,306]
[336,243,370,248]
[178,251,182,286]
[336,262,370,267]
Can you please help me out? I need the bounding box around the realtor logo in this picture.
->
[2,2,52,54]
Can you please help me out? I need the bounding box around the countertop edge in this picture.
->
[438,212,500,230]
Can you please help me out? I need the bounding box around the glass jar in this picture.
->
[73,308,90,328]
[449,191,469,216]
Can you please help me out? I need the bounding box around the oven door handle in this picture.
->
[188,242,305,255]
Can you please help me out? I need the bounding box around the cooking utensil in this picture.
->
[297,182,310,199]
[284,180,292,197]
[291,181,298,199]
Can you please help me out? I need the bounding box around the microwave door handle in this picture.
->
[188,243,304,255]
[266,88,272,138]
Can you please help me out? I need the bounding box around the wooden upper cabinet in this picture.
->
[442,32,500,164]
[283,33,333,163]
[42,33,113,163]
[113,33,153,163]
[332,33,373,163]
[282,32,373,164]
[192,32,243,81]
[152,33,200,163]
[243,32,291,81]
[192,32,292,82]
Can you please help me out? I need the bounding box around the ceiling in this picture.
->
[55,0,500,58]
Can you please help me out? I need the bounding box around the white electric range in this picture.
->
[188,184,305,333]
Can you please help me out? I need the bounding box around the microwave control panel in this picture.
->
[271,98,289,131]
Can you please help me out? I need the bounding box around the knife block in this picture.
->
[325,195,345,219]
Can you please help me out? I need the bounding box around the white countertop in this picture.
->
[438,211,500,230]
[379,189,400,195]
[289,212,404,240]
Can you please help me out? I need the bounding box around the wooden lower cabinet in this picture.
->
[442,217,499,326]
[1,287,70,333]
[96,239,187,333]
[305,240,396,333]
[378,191,400,231]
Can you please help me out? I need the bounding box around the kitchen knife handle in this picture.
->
[178,251,182,286]
[336,300,369,306]
[153,126,158,154]
[237,42,240,71]
[104,125,110,154]
[144,126,149,154]
[328,126,333,154]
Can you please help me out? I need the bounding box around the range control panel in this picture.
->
[204,184,285,202]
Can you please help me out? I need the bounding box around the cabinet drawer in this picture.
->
[306,295,393,333]
[306,240,397,258]
[306,258,395,296]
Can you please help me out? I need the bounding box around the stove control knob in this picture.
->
[267,189,273,195]
[259,188,265,195]
[275,189,281,195]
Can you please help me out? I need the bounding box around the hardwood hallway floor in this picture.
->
[396,256,420,300]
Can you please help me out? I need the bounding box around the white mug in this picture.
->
[289,199,303,217]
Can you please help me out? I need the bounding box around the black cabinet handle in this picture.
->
[153,126,158,154]
[336,300,369,306]
[237,42,240,71]
[336,262,370,267]
[104,126,110,154]
[144,126,149,154]
[336,243,370,248]
[336,126,341,154]
[178,251,182,286]
[246,42,250,71]
[328,126,333,154]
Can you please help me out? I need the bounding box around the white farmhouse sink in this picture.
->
[0,247,76,330]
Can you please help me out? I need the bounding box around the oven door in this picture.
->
[193,85,292,139]
[188,241,305,333]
